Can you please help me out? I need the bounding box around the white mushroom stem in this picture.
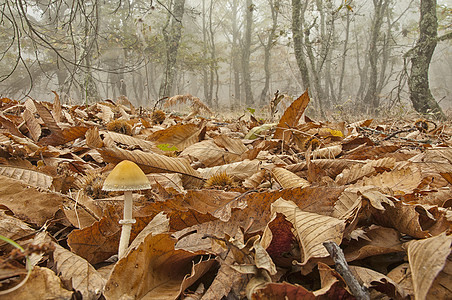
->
[118,190,135,259]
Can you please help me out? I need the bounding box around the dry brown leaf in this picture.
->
[271,198,345,265]
[53,243,105,299]
[372,200,450,238]
[197,159,261,181]
[343,145,401,160]
[51,91,62,123]
[286,159,362,179]
[168,189,242,221]
[387,263,414,296]
[347,119,373,129]
[147,173,184,193]
[0,210,35,248]
[213,135,248,156]
[252,263,353,300]
[104,233,207,299]
[39,126,89,146]
[253,238,277,275]
[3,133,40,152]
[67,206,122,264]
[425,255,452,300]
[331,187,362,220]
[126,212,169,253]
[356,166,422,195]
[85,127,104,148]
[360,189,396,210]
[273,90,310,141]
[335,157,396,185]
[180,139,238,167]
[423,147,452,164]
[314,262,353,297]
[178,259,218,299]
[62,193,100,229]
[174,218,237,252]
[147,123,204,151]
[22,109,42,142]
[0,165,53,189]
[349,265,407,299]
[33,100,62,134]
[252,282,316,300]
[311,144,342,159]
[243,169,267,188]
[96,104,114,124]
[407,233,452,300]
[0,114,26,138]
[227,186,345,236]
[8,266,73,299]
[344,226,404,263]
[103,131,160,152]
[202,251,246,300]
[271,167,310,189]
[98,147,203,186]
[0,175,65,226]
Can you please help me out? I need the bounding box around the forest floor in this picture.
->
[0,91,451,299]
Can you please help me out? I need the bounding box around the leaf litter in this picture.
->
[0,91,451,299]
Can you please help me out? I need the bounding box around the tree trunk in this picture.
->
[209,0,219,108]
[408,0,445,119]
[231,0,241,108]
[363,0,389,112]
[202,0,212,106]
[291,0,310,90]
[159,0,186,98]
[259,0,279,106]
[242,0,254,106]
[337,9,350,104]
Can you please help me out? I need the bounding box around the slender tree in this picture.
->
[362,0,390,112]
[242,0,254,106]
[159,0,186,98]
[259,0,280,105]
[407,0,450,119]
[291,0,311,90]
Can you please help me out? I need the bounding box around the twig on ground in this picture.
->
[359,126,431,143]
[323,241,370,300]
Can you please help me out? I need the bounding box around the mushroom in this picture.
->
[102,160,151,259]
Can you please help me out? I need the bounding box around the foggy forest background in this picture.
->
[1,0,451,119]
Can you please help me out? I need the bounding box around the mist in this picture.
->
[1,0,451,117]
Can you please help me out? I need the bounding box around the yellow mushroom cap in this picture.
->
[102,160,151,191]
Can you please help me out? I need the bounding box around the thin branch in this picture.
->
[323,241,370,300]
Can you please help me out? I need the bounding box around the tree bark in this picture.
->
[408,0,445,119]
[259,0,279,106]
[159,0,186,98]
[291,0,310,90]
[242,0,254,106]
[363,0,389,112]
[231,0,241,108]
[337,9,350,104]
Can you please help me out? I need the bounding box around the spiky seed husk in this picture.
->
[151,110,166,124]
[204,171,233,188]
[106,119,133,135]
[77,172,109,199]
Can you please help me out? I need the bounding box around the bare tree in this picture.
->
[242,0,254,106]
[362,0,390,112]
[202,0,219,108]
[291,0,311,91]
[259,0,280,106]
[407,0,451,119]
[159,0,186,98]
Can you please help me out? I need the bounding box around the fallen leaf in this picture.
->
[407,233,452,300]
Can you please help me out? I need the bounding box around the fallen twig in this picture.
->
[323,241,370,300]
